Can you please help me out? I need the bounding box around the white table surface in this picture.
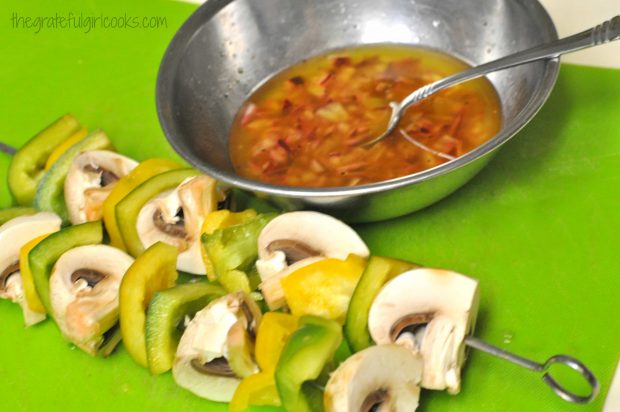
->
[179,0,620,68]
[180,0,620,408]
[536,2,620,410]
[540,0,620,69]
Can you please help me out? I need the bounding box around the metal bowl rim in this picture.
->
[156,0,560,198]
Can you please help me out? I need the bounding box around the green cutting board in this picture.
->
[1,1,619,411]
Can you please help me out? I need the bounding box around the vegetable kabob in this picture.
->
[0,114,278,367]
[0,116,425,409]
[0,115,599,410]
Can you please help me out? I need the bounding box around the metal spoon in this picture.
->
[364,15,620,147]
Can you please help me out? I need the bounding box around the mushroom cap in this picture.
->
[257,211,369,266]
[324,344,423,412]
[256,211,369,309]
[0,212,62,305]
[0,212,62,282]
[173,356,240,402]
[136,175,217,275]
[368,268,479,393]
[49,244,134,354]
[64,150,138,224]
[0,212,61,326]
[173,292,259,401]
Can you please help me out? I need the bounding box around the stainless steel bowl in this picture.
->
[156,0,559,222]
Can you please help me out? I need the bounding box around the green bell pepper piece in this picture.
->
[201,213,276,292]
[303,382,326,412]
[344,256,420,352]
[0,207,37,225]
[34,130,114,222]
[275,315,343,412]
[119,242,179,368]
[333,337,353,367]
[145,282,225,374]
[115,168,200,257]
[218,269,252,294]
[8,114,81,206]
[29,221,103,314]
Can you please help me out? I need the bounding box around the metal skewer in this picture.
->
[0,142,17,156]
[464,336,599,404]
[0,137,601,404]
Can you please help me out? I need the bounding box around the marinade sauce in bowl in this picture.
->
[229,45,501,188]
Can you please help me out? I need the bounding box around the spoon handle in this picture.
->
[363,15,620,147]
[399,15,620,110]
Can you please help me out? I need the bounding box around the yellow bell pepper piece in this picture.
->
[102,158,181,250]
[19,234,51,315]
[119,242,179,368]
[229,372,281,411]
[44,127,88,170]
[255,312,298,372]
[229,312,298,411]
[281,255,367,324]
[200,209,257,281]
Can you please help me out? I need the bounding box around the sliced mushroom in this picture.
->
[256,211,369,309]
[172,292,261,402]
[324,344,423,412]
[0,212,62,326]
[64,150,138,224]
[136,175,218,275]
[368,268,479,394]
[49,244,134,355]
